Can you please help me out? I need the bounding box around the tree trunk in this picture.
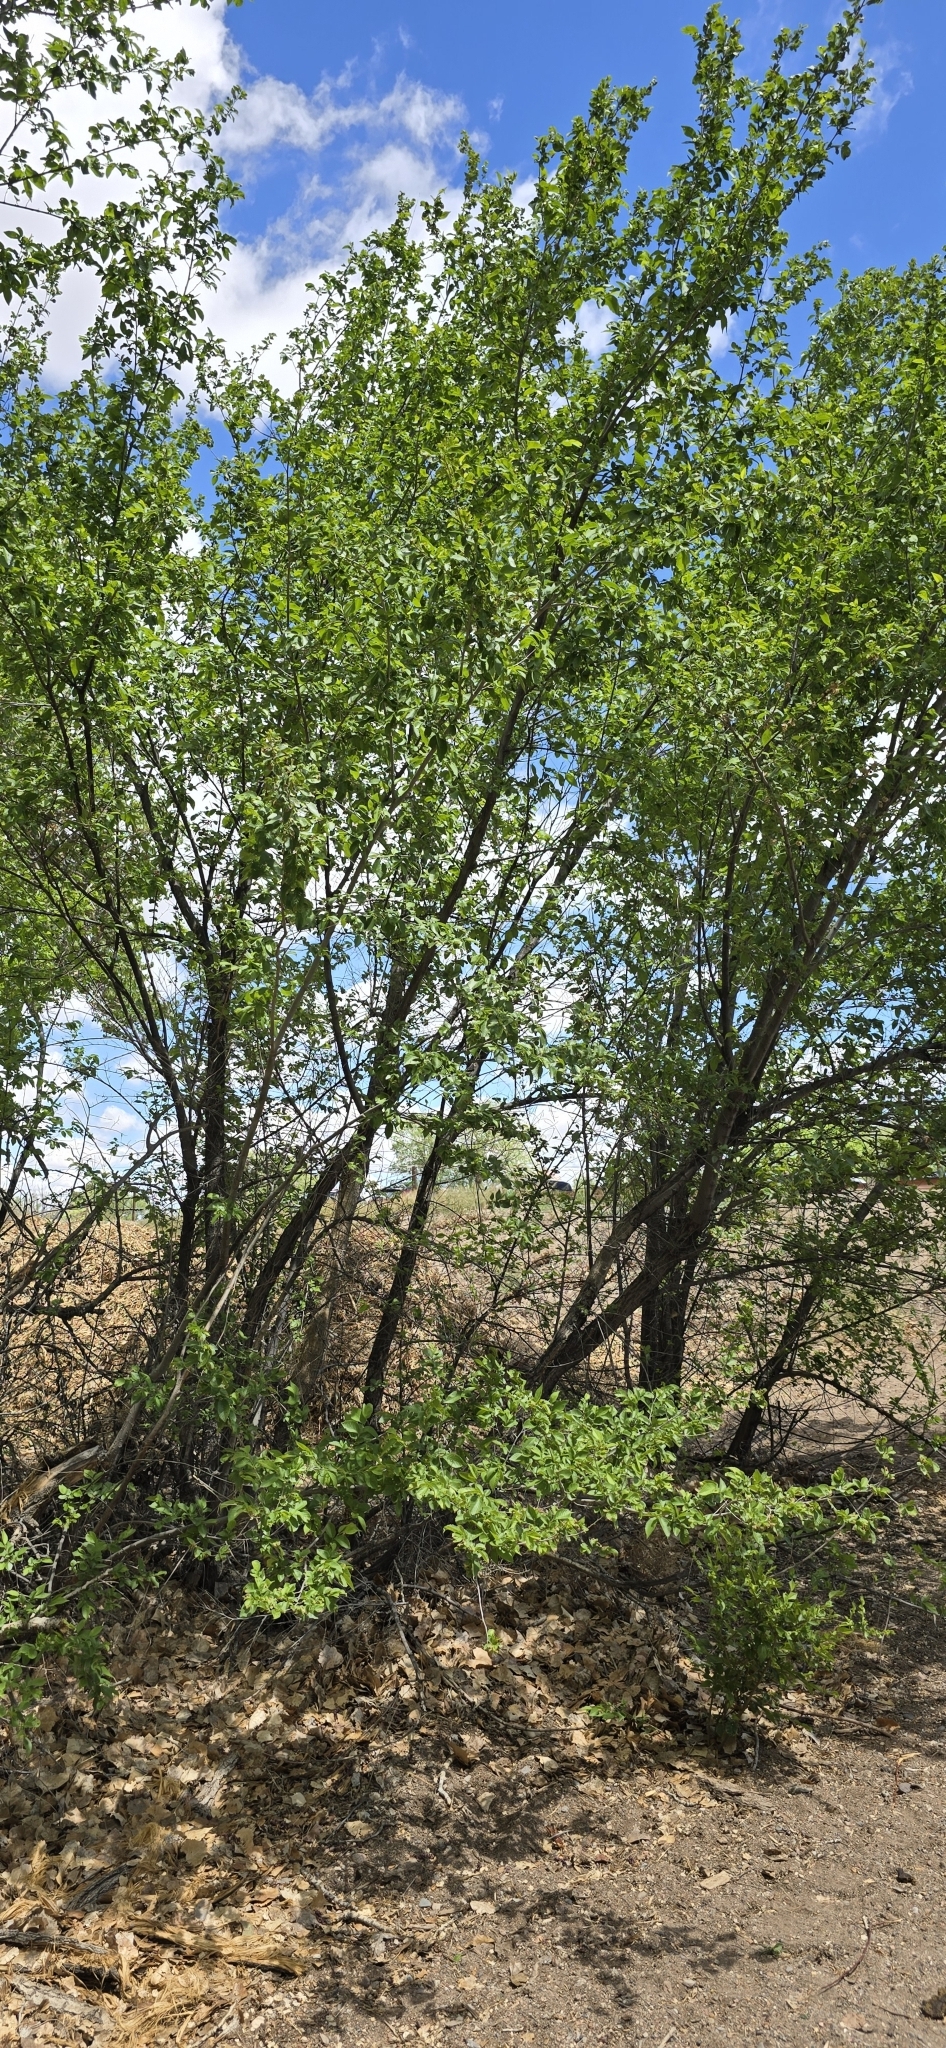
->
[638,1196,695,1390]
[726,1389,769,1466]
[638,1257,692,1386]
[726,1279,820,1465]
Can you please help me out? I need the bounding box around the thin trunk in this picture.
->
[363,1140,443,1418]
[241,1138,358,1344]
[637,1145,696,1389]
[161,1177,199,1348]
[203,970,231,1286]
[726,1285,819,1466]
[727,1179,891,1464]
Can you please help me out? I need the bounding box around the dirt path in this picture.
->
[237,1650,946,2048]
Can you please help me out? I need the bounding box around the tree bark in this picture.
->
[638,1231,694,1388]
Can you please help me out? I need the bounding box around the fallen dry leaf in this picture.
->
[35,1768,70,1793]
[115,1927,137,1996]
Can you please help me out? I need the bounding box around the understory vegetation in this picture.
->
[0,0,944,1738]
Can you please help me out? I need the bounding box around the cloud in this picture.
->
[38,0,470,383]
[853,40,913,143]
[576,301,612,358]
[708,315,740,361]
[204,56,468,376]
[204,157,467,378]
[226,69,464,166]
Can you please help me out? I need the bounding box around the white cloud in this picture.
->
[853,40,913,144]
[40,0,470,384]
[576,301,612,358]
[708,315,740,361]
[204,166,467,380]
[226,69,464,165]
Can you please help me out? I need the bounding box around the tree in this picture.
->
[0,5,931,1697]
[536,256,946,1406]
[0,0,239,1356]
[0,3,877,1385]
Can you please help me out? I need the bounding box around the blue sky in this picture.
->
[239,1,933,223]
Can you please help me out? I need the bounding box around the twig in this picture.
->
[64,1859,138,1912]
[558,1550,679,1595]
[0,1927,111,1957]
[780,1702,906,1736]
[794,1918,871,2012]
[383,1591,427,1709]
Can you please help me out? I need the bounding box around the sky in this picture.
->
[153,0,946,377]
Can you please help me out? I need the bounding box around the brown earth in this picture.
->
[1,1468,945,2048]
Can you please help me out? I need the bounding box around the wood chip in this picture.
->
[11,1975,108,2023]
[126,1916,311,1976]
[699,1871,732,1891]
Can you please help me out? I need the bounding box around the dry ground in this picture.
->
[1,1465,946,2048]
